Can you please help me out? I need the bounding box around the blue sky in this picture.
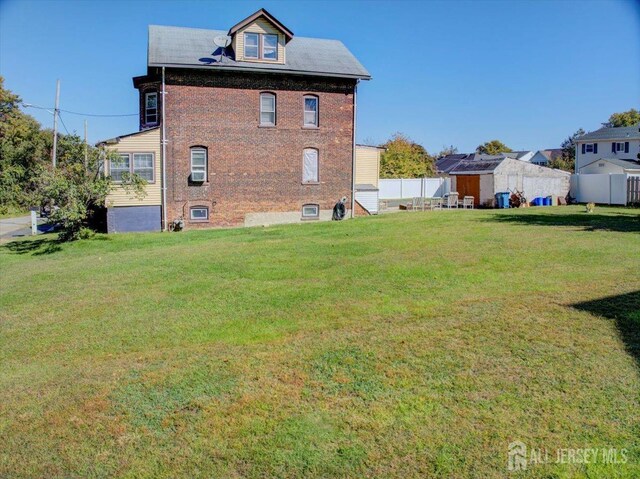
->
[1,0,638,152]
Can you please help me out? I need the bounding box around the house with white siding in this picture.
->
[574,124,640,173]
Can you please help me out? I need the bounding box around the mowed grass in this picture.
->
[0,206,639,478]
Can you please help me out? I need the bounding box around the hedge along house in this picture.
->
[102,8,370,232]
[354,144,384,214]
[98,128,162,233]
[449,157,570,207]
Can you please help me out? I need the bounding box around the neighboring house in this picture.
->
[578,157,640,175]
[530,149,562,166]
[449,157,570,206]
[354,144,384,214]
[574,124,640,173]
[101,8,370,232]
[503,150,535,162]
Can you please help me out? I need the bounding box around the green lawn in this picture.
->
[1,206,639,478]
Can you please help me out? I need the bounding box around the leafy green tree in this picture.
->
[0,76,51,211]
[603,108,640,128]
[379,133,434,178]
[476,140,512,155]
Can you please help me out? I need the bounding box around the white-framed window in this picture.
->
[110,153,130,182]
[262,34,278,60]
[190,206,209,221]
[145,92,158,124]
[585,144,594,153]
[133,153,154,182]
[303,95,318,127]
[190,147,207,182]
[302,148,319,183]
[615,142,626,152]
[302,204,319,219]
[244,32,259,59]
[260,93,276,126]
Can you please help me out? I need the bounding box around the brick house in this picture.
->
[101,8,370,232]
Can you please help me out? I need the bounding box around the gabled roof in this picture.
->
[148,25,371,80]
[502,150,533,160]
[228,8,293,42]
[576,125,640,141]
[539,148,563,161]
[96,127,159,146]
[581,157,640,170]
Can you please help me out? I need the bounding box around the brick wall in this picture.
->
[152,69,356,228]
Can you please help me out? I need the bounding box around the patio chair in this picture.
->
[444,192,459,209]
[463,196,474,209]
[412,197,424,211]
[427,197,442,210]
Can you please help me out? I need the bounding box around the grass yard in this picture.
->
[1,206,639,478]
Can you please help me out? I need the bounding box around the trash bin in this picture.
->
[544,196,552,206]
[494,192,510,209]
[532,197,543,206]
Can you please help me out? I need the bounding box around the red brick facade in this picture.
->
[136,69,356,228]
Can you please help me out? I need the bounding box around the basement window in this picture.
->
[190,207,209,221]
[302,204,319,219]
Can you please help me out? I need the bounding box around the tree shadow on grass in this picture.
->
[484,212,640,233]
[572,291,640,370]
[2,237,63,256]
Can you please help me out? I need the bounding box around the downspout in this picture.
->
[351,80,359,218]
[161,67,168,231]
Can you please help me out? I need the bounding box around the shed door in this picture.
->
[455,175,480,205]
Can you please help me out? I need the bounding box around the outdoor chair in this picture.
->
[412,197,424,211]
[444,192,459,209]
[426,197,442,210]
[463,196,474,209]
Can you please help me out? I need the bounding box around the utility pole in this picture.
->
[84,119,88,168]
[52,79,60,168]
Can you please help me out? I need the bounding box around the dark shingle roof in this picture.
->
[148,25,371,80]
[449,157,505,174]
[577,125,640,141]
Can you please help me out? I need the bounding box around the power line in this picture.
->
[23,103,137,117]
[58,112,71,135]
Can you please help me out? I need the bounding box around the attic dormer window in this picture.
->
[244,32,278,61]
[244,33,259,59]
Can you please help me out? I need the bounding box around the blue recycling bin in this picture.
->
[544,196,552,206]
[495,192,510,209]
[532,197,543,206]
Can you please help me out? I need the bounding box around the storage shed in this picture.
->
[354,144,384,214]
[449,157,571,207]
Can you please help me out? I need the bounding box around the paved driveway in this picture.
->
[0,215,52,241]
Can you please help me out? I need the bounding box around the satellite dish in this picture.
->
[214,35,232,48]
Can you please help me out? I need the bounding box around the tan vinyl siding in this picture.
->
[355,146,381,187]
[106,128,161,207]
[234,19,285,64]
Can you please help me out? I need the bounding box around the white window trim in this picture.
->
[262,34,278,61]
[132,153,155,183]
[260,93,276,126]
[244,32,259,59]
[145,92,158,125]
[190,147,207,182]
[303,95,319,127]
[110,153,131,183]
[302,203,320,219]
[190,207,209,221]
[302,148,319,184]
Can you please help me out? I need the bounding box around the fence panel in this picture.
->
[628,176,640,204]
[379,178,450,199]
[571,173,628,205]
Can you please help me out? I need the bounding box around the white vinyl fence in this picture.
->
[379,178,451,200]
[570,173,635,205]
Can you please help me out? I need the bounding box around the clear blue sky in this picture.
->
[1,0,638,152]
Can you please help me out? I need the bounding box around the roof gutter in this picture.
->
[148,62,371,80]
